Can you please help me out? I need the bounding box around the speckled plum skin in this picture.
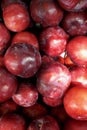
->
[12,82,38,107]
[39,26,69,57]
[37,61,71,99]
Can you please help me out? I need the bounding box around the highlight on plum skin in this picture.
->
[66,36,87,66]
[4,43,41,78]
[63,85,87,120]
[70,65,87,87]
[39,26,69,57]
[37,61,71,99]
[61,11,87,36]
[12,82,39,107]
[2,2,30,32]
[30,0,64,27]
[57,0,79,11]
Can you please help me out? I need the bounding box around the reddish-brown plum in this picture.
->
[62,11,87,36]
[1,0,25,10]
[4,43,41,78]
[30,0,63,27]
[70,0,87,12]
[0,67,18,103]
[57,0,79,11]
[27,115,60,130]
[0,99,19,115]
[0,113,26,130]
[50,105,69,124]
[11,31,39,49]
[39,26,69,57]
[3,3,30,32]
[66,36,87,66]
[0,23,11,55]
[37,61,71,99]
[64,85,87,120]
[0,56,4,67]
[70,66,87,87]
[22,103,48,119]
[63,118,87,130]
[41,55,54,67]
[43,96,62,107]
[12,82,38,107]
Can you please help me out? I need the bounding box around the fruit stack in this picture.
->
[0,0,87,130]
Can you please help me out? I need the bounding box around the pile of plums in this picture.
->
[0,0,87,130]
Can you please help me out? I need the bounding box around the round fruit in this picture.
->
[4,43,41,78]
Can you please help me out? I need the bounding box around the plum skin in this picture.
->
[30,0,64,27]
[4,43,41,78]
[27,115,60,130]
[66,36,87,66]
[37,61,71,99]
[0,67,18,103]
[3,3,30,32]
[64,85,87,120]
[0,113,26,130]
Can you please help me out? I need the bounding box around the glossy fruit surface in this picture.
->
[39,26,69,57]
[37,61,71,99]
[62,11,87,36]
[66,36,87,66]
[57,0,79,11]
[30,0,63,27]
[4,43,41,78]
[3,3,30,32]
[70,66,87,87]
[12,82,38,107]
[64,85,87,120]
